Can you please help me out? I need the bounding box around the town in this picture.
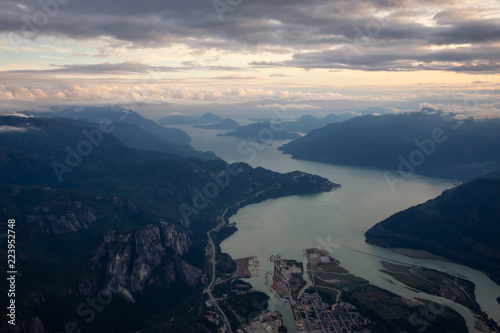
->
[271,249,372,333]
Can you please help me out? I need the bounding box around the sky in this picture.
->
[0,0,499,118]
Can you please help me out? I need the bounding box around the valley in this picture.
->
[179,125,500,332]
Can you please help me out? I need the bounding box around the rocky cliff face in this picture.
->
[26,198,100,234]
[80,222,202,300]
[2,187,112,235]
[0,115,337,332]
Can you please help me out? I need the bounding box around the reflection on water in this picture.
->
[178,125,500,333]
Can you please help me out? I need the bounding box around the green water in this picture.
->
[180,125,500,332]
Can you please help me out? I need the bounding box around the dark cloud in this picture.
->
[251,43,500,73]
[51,62,179,74]
[0,61,245,77]
[1,0,499,73]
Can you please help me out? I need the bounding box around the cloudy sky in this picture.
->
[0,0,499,117]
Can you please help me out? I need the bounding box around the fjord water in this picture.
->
[180,126,500,332]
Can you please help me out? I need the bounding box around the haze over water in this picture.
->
[181,125,500,332]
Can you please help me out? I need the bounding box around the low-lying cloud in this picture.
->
[419,102,500,119]
[0,125,34,133]
[257,103,324,111]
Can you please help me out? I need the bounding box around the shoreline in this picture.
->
[391,248,451,262]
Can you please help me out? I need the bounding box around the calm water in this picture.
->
[177,125,500,332]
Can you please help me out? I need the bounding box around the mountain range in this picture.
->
[158,112,225,125]
[21,106,217,161]
[219,122,302,141]
[192,118,240,130]
[280,110,500,180]
[283,113,355,133]
[22,106,191,145]
[0,114,335,332]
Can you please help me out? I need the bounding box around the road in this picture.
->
[204,182,281,333]
[205,229,233,333]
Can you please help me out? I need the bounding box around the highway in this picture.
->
[204,182,281,333]
[205,205,233,333]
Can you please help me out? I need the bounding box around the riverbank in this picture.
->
[203,170,337,332]
[306,250,468,333]
[181,126,500,331]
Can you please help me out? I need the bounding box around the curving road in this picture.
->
[204,182,281,333]
[205,208,233,333]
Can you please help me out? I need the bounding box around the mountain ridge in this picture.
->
[219,121,302,140]
[192,118,240,130]
[280,111,500,180]
[21,105,192,145]
[365,171,500,284]
[0,114,336,332]
[158,112,224,125]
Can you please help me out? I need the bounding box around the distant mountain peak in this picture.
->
[18,105,200,152]
[158,112,224,125]
[299,114,316,120]
[192,118,240,130]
